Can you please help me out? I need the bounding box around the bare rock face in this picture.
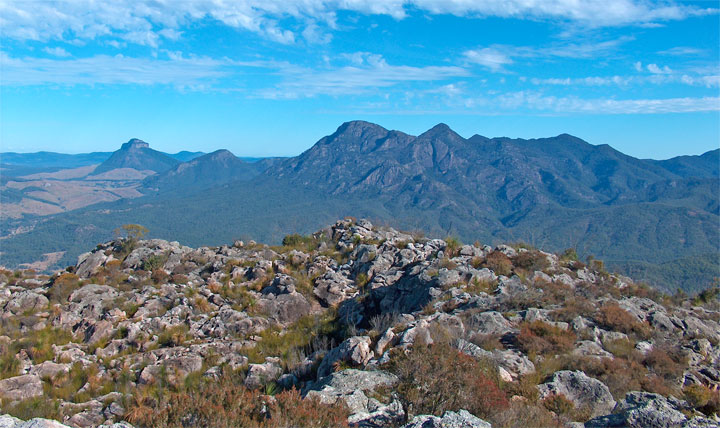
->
[538,370,616,418]
[402,410,491,428]
[0,374,43,401]
[585,392,693,428]
[304,369,403,427]
[3,291,48,315]
[317,336,374,379]
[243,358,283,389]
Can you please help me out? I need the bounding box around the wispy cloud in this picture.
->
[42,47,71,57]
[658,46,706,56]
[531,74,720,88]
[492,91,720,114]
[0,52,237,88]
[257,52,469,98]
[463,37,633,72]
[0,0,715,48]
[463,48,512,71]
[0,51,469,97]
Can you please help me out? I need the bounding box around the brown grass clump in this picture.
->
[594,303,651,339]
[124,370,348,428]
[483,251,513,277]
[684,384,720,417]
[513,250,550,274]
[643,344,686,382]
[391,341,509,420]
[516,321,576,357]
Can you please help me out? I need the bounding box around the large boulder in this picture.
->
[467,311,514,336]
[3,291,48,315]
[317,336,374,379]
[314,270,356,306]
[402,410,491,428]
[243,358,283,389]
[0,374,43,401]
[537,371,615,419]
[304,369,403,427]
[585,392,691,428]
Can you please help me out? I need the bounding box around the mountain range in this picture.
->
[0,121,718,292]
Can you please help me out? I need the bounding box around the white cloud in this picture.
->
[42,47,70,57]
[646,63,672,74]
[0,50,468,97]
[257,53,469,98]
[0,52,236,87]
[0,0,715,48]
[531,73,719,88]
[634,61,643,72]
[495,91,720,114]
[658,46,705,56]
[463,38,632,72]
[463,48,512,71]
[531,76,631,86]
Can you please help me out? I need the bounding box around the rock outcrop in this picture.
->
[1,218,719,427]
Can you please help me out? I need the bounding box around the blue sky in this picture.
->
[1,0,718,159]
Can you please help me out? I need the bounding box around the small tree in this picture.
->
[114,224,148,257]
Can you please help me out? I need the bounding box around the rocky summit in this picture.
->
[1,219,719,427]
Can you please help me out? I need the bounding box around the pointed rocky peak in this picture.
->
[418,123,464,141]
[121,138,150,150]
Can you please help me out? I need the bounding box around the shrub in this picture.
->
[684,384,713,409]
[444,237,462,257]
[125,369,348,428]
[142,254,167,272]
[483,251,513,277]
[7,326,73,365]
[643,345,686,381]
[0,352,20,379]
[594,303,650,339]
[2,397,61,421]
[493,401,563,428]
[156,325,190,348]
[513,250,550,273]
[516,321,576,357]
[541,393,575,416]
[391,341,508,420]
[49,273,81,303]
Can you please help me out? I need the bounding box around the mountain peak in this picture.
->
[121,138,150,150]
[418,122,462,140]
[335,120,387,135]
[200,149,238,162]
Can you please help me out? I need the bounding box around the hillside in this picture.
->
[142,150,279,193]
[1,219,719,428]
[0,122,717,292]
[91,139,180,176]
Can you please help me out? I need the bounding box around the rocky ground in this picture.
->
[1,219,719,427]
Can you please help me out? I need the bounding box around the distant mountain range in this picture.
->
[1,121,717,292]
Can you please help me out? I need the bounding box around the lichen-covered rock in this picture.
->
[304,369,403,427]
[538,370,616,418]
[402,409,491,428]
[0,374,43,401]
[317,336,374,379]
[585,391,690,428]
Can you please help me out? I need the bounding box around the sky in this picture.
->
[1,0,719,159]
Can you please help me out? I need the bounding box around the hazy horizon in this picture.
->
[1,1,719,159]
